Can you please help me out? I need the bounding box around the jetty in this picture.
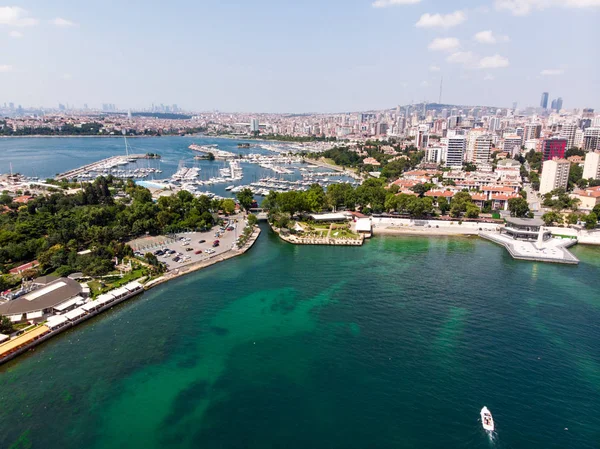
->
[56,154,150,180]
[479,217,579,265]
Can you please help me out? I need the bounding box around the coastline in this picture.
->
[0,226,262,366]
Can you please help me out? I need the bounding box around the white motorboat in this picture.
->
[480,406,494,432]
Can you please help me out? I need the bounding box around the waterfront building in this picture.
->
[540,159,571,194]
[583,151,600,180]
[542,137,567,161]
[250,119,259,132]
[0,276,83,323]
[501,217,551,241]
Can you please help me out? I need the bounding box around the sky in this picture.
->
[0,0,599,113]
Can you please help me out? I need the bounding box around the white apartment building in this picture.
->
[444,136,466,168]
[540,159,571,195]
[474,135,493,164]
[583,151,600,180]
[502,134,523,156]
[560,123,578,148]
[425,146,442,164]
[583,127,600,151]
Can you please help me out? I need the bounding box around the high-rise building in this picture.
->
[583,127,600,151]
[540,92,549,109]
[560,123,578,148]
[542,138,567,161]
[474,135,493,164]
[489,117,500,133]
[444,136,466,168]
[556,97,563,111]
[425,146,442,164]
[503,135,523,156]
[415,124,429,149]
[524,123,542,140]
[583,151,600,180]
[540,159,571,194]
[250,118,259,132]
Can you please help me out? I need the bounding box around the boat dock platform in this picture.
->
[479,232,579,265]
[55,154,149,180]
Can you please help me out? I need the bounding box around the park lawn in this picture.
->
[89,268,147,297]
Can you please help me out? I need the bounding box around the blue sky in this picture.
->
[0,0,599,112]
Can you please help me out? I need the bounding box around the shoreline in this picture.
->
[0,226,261,366]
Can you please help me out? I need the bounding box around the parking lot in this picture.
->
[135,218,245,272]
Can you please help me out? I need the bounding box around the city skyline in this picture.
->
[0,0,599,112]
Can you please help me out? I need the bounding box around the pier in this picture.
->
[479,232,579,265]
[55,154,150,180]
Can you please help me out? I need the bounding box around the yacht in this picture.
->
[480,407,494,432]
[225,185,235,191]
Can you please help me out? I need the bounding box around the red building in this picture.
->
[542,138,567,161]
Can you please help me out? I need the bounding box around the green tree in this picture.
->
[221,198,236,215]
[584,212,598,230]
[247,214,258,226]
[449,192,473,218]
[542,211,563,226]
[465,204,480,218]
[305,184,326,212]
[508,197,530,217]
[437,196,450,215]
[0,315,14,334]
[236,188,254,212]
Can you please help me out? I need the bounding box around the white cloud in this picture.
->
[474,30,509,44]
[484,74,495,81]
[446,51,475,65]
[541,68,564,76]
[0,6,38,26]
[420,80,430,87]
[428,37,460,52]
[9,30,23,38]
[0,65,14,73]
[477,54,510,69]
[495,0,600,15]
[415,10,466,29]
[51,17,77,27]
[372,0,421,7]
[429,65,441,72]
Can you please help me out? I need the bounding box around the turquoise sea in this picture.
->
[1,228,599,449]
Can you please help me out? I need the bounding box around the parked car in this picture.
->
[172,256,180,262]
[182,241,189,246]
[226,226,234,231]
[198,239,206,244]
[185,247,194,252]
[212,240,220,247]
[194,250,203,255]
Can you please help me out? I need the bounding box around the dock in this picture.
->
[479,232,579,265]
[55,154,149,180]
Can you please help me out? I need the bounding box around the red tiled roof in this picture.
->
[425,190,454,198]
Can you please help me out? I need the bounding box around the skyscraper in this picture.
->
[540,92,549,109]
[555,97,563,111]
